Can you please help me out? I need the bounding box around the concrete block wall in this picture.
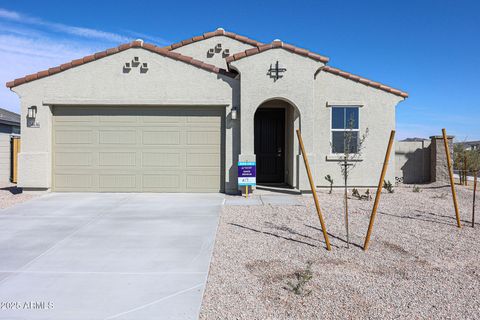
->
[395,140,431,183]
[430,135,454,183]
[394,136,454,184]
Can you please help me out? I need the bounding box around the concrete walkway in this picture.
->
[0,193,224,320]
[225,194,304,206]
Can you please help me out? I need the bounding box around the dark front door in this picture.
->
[254,108,285,183]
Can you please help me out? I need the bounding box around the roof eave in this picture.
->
[6,40,236,89]
[226,40,330,64]
[322,66,408,98]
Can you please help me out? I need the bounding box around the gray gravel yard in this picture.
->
[0,184,37,209]
[200,184,480,319]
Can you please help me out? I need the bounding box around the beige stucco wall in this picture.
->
[172,36,254,69]
[11,48,239,193]
[314,71,403,187]
[229,48,325,190]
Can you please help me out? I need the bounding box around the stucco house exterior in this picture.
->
[6,28,407,193]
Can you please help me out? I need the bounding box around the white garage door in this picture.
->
[53,106,223,192]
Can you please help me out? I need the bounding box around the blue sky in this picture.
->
[0,0,478,141]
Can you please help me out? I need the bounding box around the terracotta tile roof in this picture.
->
[225,40,330,64]
[322,66,408,98]
[6,40,236,88]
[163,28,264,50]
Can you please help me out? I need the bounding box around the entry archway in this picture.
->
[254,99,300,187]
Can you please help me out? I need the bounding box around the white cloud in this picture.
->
[0,8,21,20]
[0,8,129,43]
[0,8,171,113]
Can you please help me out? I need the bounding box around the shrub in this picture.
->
[324,175,334,194]
[383,180,394,193]
[285,262,313,296]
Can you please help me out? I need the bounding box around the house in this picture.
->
[455,140,480,151]
[6,28,407,193]
[0,107,20,184]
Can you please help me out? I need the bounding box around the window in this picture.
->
[331,106,359,154]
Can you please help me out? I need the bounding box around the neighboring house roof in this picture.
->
[0,107,20,125]
[5,28,408,98]
[401,137,429,142]
[322,66,408,98]
[455,141,480,148]
[6,40,236,88]
[225,40,330,64]
[163,28,263,50]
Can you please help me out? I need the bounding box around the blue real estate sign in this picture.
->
[238,162,256,186]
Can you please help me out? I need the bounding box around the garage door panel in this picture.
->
[53,106,223,192]
[55,130,94,144]
[55,152,93,167]
[142,115,184,123]
[99,174,137,189]
[143,130,181,145]
[186,152,220,168]
[99,130,137,145]
[99,152,136,167]
[99,115,138,123]
[186,173,220,191]
[55,174,95,189]
[187,132,220,145]
[187,115,221,124]
[142,174,181,190]
[142,152,183,168]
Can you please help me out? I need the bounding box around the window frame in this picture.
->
[330,105,361,155]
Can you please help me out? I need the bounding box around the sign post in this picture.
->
[238,162,256,198]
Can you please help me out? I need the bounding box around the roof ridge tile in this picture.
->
[6,40,236,88]
[322,66,408,98]
[163,29,263,51]
[227,40,329,63]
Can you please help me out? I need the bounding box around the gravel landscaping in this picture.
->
[200,183,480,319]
[0,184,38,209]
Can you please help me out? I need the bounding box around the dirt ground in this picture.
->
[0,183,38,209]
[200,184,480,319]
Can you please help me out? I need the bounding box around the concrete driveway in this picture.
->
[0,193,224,320]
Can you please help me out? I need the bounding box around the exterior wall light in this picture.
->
[231,107,237,120]
[27,106,39,127]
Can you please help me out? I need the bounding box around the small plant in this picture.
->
[352,188,361,199]
[433,193,447,199]
[365,189,372,201]
[413,185,421,193]
[325,175,334,194]
[285,262,313,296]
[352,188,372,201]
[383,180,394,193]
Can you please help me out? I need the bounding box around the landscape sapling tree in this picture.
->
[333,117,369,248]
[468,150,480,227]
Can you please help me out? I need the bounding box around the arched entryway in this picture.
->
[254,99,300,187]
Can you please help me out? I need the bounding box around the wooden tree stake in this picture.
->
[363,130,395,251]
[473,172,477,228]
[442,128,462,228]
[296,129,331,251]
